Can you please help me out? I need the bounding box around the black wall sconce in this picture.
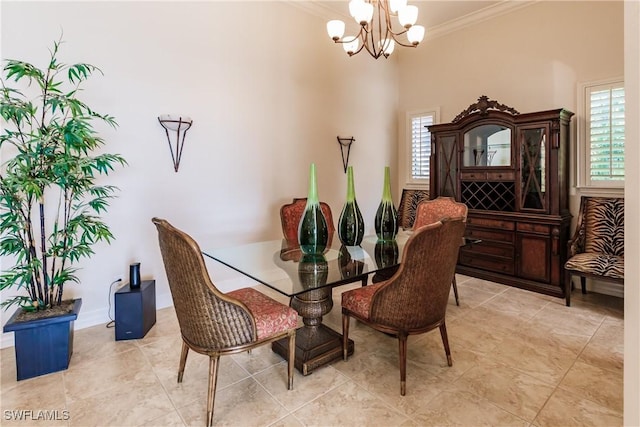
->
[337,136,355,173]
[158,115,193,172]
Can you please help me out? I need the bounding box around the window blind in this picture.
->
[411,114,433,180]
[589,85,625,181]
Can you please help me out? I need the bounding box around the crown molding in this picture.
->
[424,1,538,41]
[284,0,352,21]
[284,0,538,40]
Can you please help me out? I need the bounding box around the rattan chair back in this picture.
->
[152,218,256,351]
[369,217,466,330]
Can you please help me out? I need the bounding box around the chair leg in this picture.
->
[439,322,453,367]
[287,332,295,390]
[581,276,587,294]
[565,271,572,307]
[206,355,220,427]
[398,334,407,396]
[178,341,189,383]
[452,276,460,306]
[342,312,350,361]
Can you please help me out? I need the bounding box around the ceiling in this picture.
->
[289,0,534,40]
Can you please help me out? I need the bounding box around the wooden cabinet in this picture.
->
[429,96,573,298]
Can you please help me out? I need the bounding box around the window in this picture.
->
[406,110,437,185]
[579,79,625,187]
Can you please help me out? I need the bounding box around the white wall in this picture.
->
[0,1,400,347]
[624,2,640,424]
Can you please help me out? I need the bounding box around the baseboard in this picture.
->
[586,278,624,298]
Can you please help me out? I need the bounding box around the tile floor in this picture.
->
[0,275,623,426]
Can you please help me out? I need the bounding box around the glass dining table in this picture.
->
[204,230,476,375]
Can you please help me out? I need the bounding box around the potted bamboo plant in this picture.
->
[0,38,125,380]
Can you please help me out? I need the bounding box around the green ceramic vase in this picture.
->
[298,163,329,255]
[338,166,365,246]
[375,239,399,269]
[374,166,399,241]
[298,254,328,289]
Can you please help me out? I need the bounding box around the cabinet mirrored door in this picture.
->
[436,135,458,198]
[462,124,511,167]
[519,126,548,211]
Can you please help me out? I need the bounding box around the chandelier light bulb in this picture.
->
[407,25,425,45]
[380,38,395,56]
[353,1,374,25]
[389,0,407,14]
[398,4,418,28]
[327,20,346,40]
[349,0,364,18]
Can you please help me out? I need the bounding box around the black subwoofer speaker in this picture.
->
[115,279,156,340]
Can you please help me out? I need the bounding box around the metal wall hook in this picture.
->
[158,115,193,172]
[337,136,355,173]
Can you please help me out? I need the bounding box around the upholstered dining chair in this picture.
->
[397,188,430,230]
[280,198,335,246]
[341,217,466,396]
[152,218,297,426]
[413,197,468,306]
[564,196,624,306]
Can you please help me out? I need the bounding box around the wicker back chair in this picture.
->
[341,217,466,396]
[280,198,335,246]
[413,197,468,306]
[152,218,297,426]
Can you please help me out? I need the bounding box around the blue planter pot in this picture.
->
[3,299,82,381]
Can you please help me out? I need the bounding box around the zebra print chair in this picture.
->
[564,196,624,306]
[397,189,430,230]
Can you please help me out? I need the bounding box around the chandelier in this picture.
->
[326,0,425,59]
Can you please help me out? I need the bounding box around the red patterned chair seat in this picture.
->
[341,282,384,319]
[228,287,298,339]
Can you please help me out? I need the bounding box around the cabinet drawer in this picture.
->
[465,227,514,243]
[486,171,515,180]
[459,171,515,181]
[517,223,551,234]
[459,253,515,275]
[460,172,486,180]
[466,217,515,230]
[461,242,514,259]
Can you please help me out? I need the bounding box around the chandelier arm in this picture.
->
[365,26,381,58]
[390,38,418,48]
[332,25,365,44]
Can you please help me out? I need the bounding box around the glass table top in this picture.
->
[204,231,413,298]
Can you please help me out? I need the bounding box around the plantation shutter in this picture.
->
[411,114,433,180]
[588,85,625,181]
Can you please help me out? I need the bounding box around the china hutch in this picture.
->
[428,96,574,298]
